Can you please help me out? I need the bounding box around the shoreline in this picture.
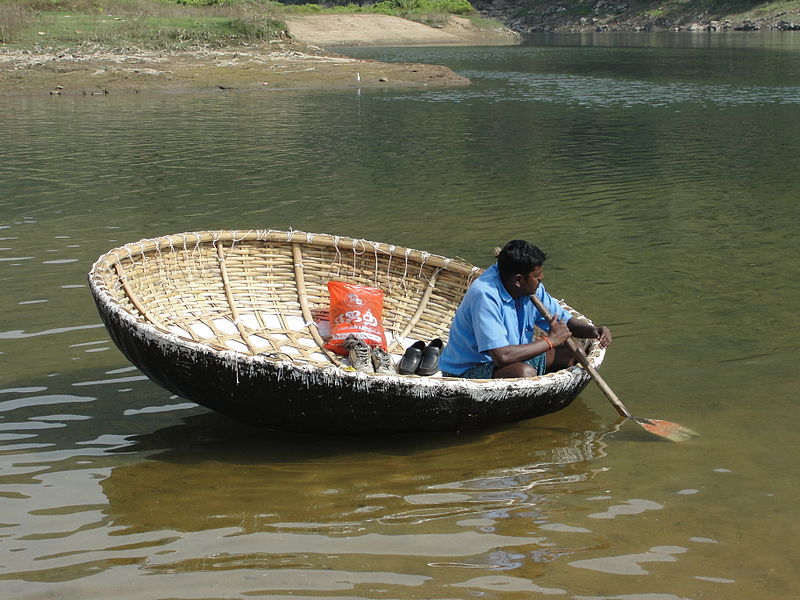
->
[0,15,517,97]
[4,8,795,98]
[0,41,471,97]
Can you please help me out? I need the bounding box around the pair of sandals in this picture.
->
[398,339,443,376]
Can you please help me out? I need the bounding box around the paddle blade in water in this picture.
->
[636,418,699,442]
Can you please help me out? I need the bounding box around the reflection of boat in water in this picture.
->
[101,404,612,535]
[89,230,606,433]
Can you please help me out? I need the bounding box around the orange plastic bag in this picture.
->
[324,281,388,355]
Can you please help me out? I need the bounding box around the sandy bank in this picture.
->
[284,14,519,46]
[0,15,518,96]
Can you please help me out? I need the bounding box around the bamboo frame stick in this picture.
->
[215,242,261,356]
[388,270,440,353]
[292,243,342,366]
[113,262,168,331]
[99,230,478,277]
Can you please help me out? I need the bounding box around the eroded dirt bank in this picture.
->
[0,41,469,96]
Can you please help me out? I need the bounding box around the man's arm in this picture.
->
[488,315,572,368]
[567,318,612,348]
[533,287,612,349]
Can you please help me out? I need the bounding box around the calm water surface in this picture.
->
[1,32,799,599]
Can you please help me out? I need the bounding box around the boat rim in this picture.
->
[88,229,606,393]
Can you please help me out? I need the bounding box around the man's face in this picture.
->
[518,265,543,296]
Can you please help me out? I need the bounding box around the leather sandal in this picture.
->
[416,338,443,376]
[397,340,425,375]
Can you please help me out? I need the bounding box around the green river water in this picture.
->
[1,32,799,599]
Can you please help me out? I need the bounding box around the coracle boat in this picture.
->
[88,230,606,434]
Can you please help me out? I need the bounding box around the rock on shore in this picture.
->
[474,0,800,33]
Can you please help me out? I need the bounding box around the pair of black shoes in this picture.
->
[398,339,443,376]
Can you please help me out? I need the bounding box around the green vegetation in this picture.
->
[0,0,287,47]
[0,0,479,48]
[1,2,34,42]
[278,0,473,27]
[641,0,798,23]
[632,0,764,18]
[4,0,796,50]
[272,0,472,13]
[462,12,502,28]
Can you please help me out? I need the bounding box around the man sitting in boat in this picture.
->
[439,240,612,379]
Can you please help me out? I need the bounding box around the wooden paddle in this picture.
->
[530,294,698,442]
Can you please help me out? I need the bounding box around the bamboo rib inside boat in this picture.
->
[292,242,342,366]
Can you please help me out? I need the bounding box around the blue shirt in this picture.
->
[439,264,572,376]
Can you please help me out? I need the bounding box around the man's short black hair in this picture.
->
[497,240,547,278]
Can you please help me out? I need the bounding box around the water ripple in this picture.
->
[0,394,96,414]
[388,72,800,107]
[0,324,105,340]
[1,37,798,600]
[570,545,687,575]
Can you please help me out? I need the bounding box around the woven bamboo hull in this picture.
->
[89,230,604,433]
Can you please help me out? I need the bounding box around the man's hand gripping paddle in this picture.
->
[530,294,698,442]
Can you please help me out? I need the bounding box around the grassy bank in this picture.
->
[0,0,498,50]
[0,0,287,48]
[0,0,482,95]
[280,0,473,27]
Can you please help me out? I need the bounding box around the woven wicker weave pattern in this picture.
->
[90,230,480,367]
